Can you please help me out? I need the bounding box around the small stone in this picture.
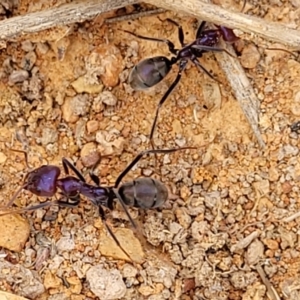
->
[282,181,293,194]
[202,82,221,110]
[121,126,130,138]
[291,91,300,116]
[0,291,29,300]
[0,152,7,164]
[240,43,261,69]
[62,94,89,123]
[138,285,154,296]
[80,142,100,167]
[291,104,300,116]
[86,266,126,299]
[175,208,192,229]
[269,166,279,182]
[263,239,279,250]
[91,44,124,87]
[71,76,103,94]
[41,127,58,145]
[98,228,145,263]
[21,51,37,71]
[8,70,29,84]
[291,0,300,7]
[180,185,191,200]
[86,120,99,134]
[56,236,75,252]
[21,40,34,52]
[36,42,50,55]
[92,94,105,113]
[0,214,30,252]
[172,119,182,134]
[183,278,195,293]
[66,276,82,294]
[246,239,264,265]
[70,296,85,300]
[44,270,62,289]
[96,131,125,156]
[99,91,118,106]
[122,264,138,278]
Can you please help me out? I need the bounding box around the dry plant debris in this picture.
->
[0,0,300,299]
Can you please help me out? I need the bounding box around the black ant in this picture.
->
[124,18,239,148]
[3,147,194,261]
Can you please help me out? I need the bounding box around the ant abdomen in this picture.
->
[129,56,172,91]
[119,177,168,209]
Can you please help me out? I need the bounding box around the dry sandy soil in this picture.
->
[0,0,300,299]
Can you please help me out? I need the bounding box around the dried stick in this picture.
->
[145,0,300,49]
[256,265,281,300]
[216,40,265,147]
[105,8,166,23]
[282,211,300,222]
[0,0,138,39]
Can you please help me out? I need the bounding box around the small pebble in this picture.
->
[99,91,118,106]
[86,265,126,299]
[21,40,34,52]
[86,120,99,134]
[240,43,261,69]
[0,215,30,252]
[80,142,100,167]
[91,44,124,87]
[8,70,29,84]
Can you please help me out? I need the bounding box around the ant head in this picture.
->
[24,165,60,197]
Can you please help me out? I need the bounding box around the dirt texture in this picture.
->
[0,0,300,299]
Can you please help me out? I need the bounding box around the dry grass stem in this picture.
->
[0,0,138,39]
[216,39,265,148]
[256,265,281,300]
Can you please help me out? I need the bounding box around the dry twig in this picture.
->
[256,265,281,300]
[0,0,138,39]
[282,211,300,223]
[216,39,265,148]
[201,0,266,147]
[145,0,300,49]
[105,8,166,23]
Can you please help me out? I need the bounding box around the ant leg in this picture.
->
[98,205,133,262]
[9,149,30,168]
[112,188,137,229]
[57,194,81,208]
[161,18,184,47]
[2,198,81,216]
[1,200,61,215]
[62,158,86,182]
[88,156,102,186]
[114,146,195,188]
[192,44,236,58]
[7,149,31,206]
[122,30,177,55]
[6,183,28,207]
[149,59,188,148]
[191,57,221,83]
[89,173,100,186]
[196,21,206,39]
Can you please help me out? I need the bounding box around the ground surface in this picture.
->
[0,0,300,299]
